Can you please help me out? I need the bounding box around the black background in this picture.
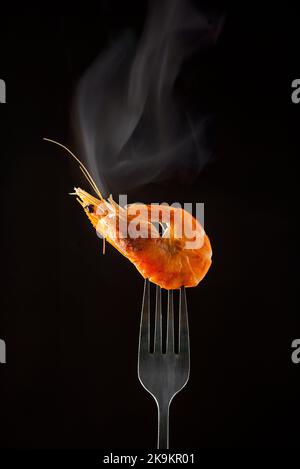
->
[0,1,299,449]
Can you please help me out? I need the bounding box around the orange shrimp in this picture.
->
[44,138,212,290]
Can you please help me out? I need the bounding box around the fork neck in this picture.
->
[157,402,170,449]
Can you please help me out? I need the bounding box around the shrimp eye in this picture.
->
[85,204,94,213]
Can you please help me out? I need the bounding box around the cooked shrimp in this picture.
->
[44,138,212,290]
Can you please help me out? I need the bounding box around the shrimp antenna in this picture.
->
[43,138,103,200]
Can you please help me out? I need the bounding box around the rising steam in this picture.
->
[74,0,223,195]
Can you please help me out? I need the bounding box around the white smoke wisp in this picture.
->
[74,0,223,195]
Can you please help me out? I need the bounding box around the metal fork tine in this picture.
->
[154,285,162,353]
[179,287,190,355]
[166,290,174,353]
[139,279,150,353]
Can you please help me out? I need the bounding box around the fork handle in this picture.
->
[157,403,170,449]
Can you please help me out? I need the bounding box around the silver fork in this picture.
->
[138,280,190,449]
